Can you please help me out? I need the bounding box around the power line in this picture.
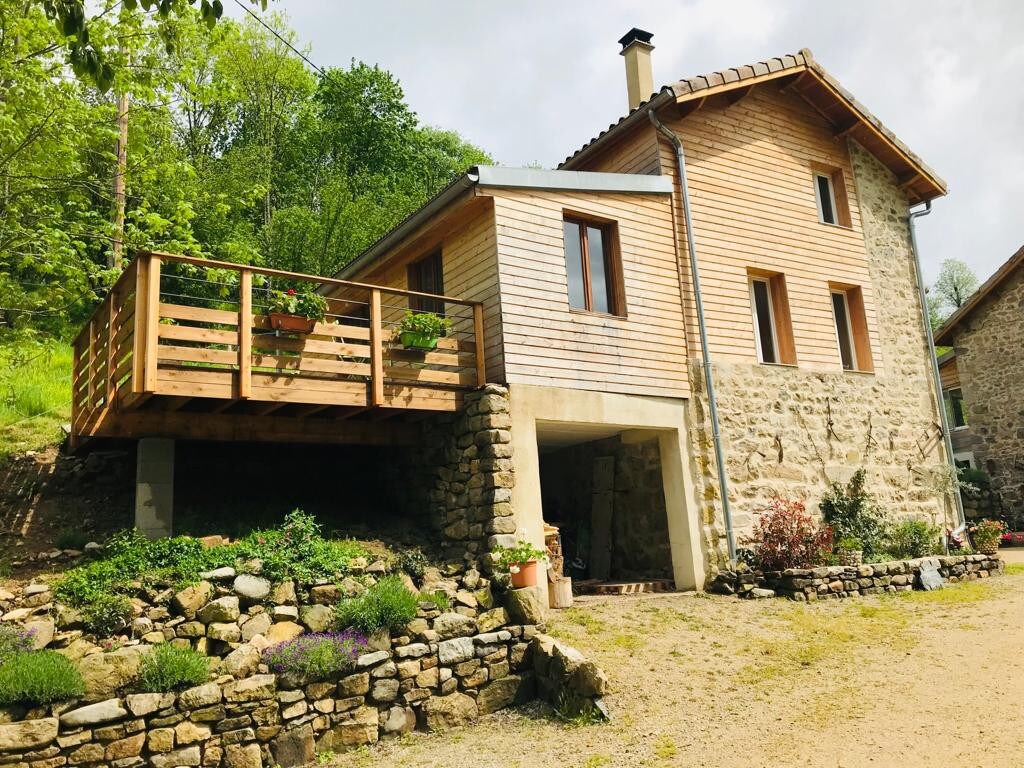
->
[231,0,327,77]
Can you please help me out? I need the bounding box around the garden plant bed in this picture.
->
[710,553,1003,600]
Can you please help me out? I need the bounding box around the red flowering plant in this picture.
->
[267,286,328,321]
[751,494,833,571]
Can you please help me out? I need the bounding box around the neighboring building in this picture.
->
[935,245,1024,513]
[72,32,957,588]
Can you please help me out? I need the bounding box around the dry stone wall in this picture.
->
[687,140,954,569]
[710,553,1003,600]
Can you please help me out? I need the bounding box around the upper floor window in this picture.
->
[748,271,796,365]
[563,216,623,315]
[830,285,872,372]
[944,387,968,429]
[408,250,444,315]
[812,165,851,227]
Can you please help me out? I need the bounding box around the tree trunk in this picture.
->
[111,89,130,269]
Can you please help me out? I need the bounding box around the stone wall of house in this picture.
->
[687,140,954,570]
[538,435,672,580]
[946,262,1024,515]
[421,384,518,568]
[710,553,1003,600]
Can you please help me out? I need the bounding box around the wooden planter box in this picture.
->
[269,312,317,334]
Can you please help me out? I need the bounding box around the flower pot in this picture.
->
[399,331,440,351]
[509,559,539,589]
[269,312,316,334]
[837,549,863,566]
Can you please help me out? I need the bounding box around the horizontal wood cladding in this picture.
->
[939,356,960,390]
[658,87,884,374]
[354,198,506,383]
[487,187,689,398]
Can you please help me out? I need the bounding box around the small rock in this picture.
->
[172,582,214,620]
[437,637,474,665]
[422,693,478,731]
[222,644,261,678]
[382,706,416,736]
[233,574,271,604]
[240,612,273,641]
[299,604,333,633]
[505,588,543,625]
[60,699,130,728]
[0,718,58,750]
[265,621,303,644]
[178,682,222,710]
[433,612,477,640]
[198,566,236,581]
[197,596,240,624]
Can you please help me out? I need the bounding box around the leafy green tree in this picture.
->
[933,258,979,311]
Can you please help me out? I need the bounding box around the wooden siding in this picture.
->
[353,197,505,382]
[570,122,662,176]
[939,355,960,390]
[485,188,689,398]
[653,87,884,374]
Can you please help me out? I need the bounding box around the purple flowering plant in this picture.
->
[262,630,368,683]
[0,625,35,664]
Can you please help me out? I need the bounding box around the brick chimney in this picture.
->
[618,28,655,111]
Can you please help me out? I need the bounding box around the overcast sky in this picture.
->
[232,1,1023,283]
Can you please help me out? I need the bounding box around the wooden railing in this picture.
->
[71,251,485,436]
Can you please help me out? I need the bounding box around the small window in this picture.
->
[945,388,968,429]
[812,166,851,227]
[562,217,622,315]
[815,174,837,225]
[408,251,444,314]
[830,285,872,372]
[748,272,796,365]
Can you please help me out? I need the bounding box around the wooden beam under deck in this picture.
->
[80,409,418,447]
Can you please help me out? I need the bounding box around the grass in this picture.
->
[0,341,72,464]
[1004,562,1024,576]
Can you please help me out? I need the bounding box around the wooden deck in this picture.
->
[70,251,486,448]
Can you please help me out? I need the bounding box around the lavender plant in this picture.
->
[262,630,368,683]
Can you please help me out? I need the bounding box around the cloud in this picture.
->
[241,0,1023,284]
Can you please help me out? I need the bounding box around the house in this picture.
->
[71,31,958,590]
[935,245,1024,515]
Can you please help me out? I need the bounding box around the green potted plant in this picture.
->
[835,535,864,566]
[394,310,452,351]
[970,519,1006,556]
[267,288,328,334]
[493,540,548,589]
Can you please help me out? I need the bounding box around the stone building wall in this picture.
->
[687,141,954,569]
[946,262,1024,515]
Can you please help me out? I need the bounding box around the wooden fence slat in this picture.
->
[238,270,252,399]
[369,289,383,406]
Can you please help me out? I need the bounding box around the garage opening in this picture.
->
[536,423,674,594]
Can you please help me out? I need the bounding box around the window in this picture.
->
[562,217,622,315]
[829,285,873,372]
[407,251,444,314]
[812,166,851,227]
[748,272,796,365]
[944,388,968,429]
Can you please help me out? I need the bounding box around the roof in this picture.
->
[335,166,672,280]
[934,244,1024,345]
[559,48,946,204]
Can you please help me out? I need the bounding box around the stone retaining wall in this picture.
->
[710,554,1003,600]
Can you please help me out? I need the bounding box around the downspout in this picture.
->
[908,201,965,529]
[649,107,736,563]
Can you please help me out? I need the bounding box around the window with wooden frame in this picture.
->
[829,284,873,372]
[812,165,852,227]
[407,250,444,315]
[562,216,624,315]
[748,271,796,365]
[944,388,969,429]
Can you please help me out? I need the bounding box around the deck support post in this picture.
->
[473,303,486,386]
[135,437,174,539]
[369,288,383,406]
[238,269,252,399]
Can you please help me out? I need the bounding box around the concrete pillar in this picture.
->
[135,438,174,539]
[658,429,706,590]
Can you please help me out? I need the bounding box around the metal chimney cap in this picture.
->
[618,28,654,51]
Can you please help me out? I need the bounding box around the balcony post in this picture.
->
[142,255,160,393]
[238,269,252,399]
[131,253,149,394]
[369,288,383,406]
[106,292,117,408]
[473,303,486,386]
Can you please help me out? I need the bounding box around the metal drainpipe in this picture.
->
[649,108,736,562]
[908,201,965,529]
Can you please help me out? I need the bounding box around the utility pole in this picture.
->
[111,71,130,269]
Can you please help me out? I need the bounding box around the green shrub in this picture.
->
[334,575,419,634]
[820,470,889,557]
[138,644,210,692]
[394,547,428,580]
[420,590,450,612]
[0,625,35,664]
[80,594,134,637]
[0,651,85,705]
[887,520,942,559]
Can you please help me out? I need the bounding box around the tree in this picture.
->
[933,258,979,310]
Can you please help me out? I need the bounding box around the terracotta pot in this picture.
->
[509,559,539,589]
[269,312,316,334]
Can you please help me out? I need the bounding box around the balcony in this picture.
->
[70,251,486,448]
